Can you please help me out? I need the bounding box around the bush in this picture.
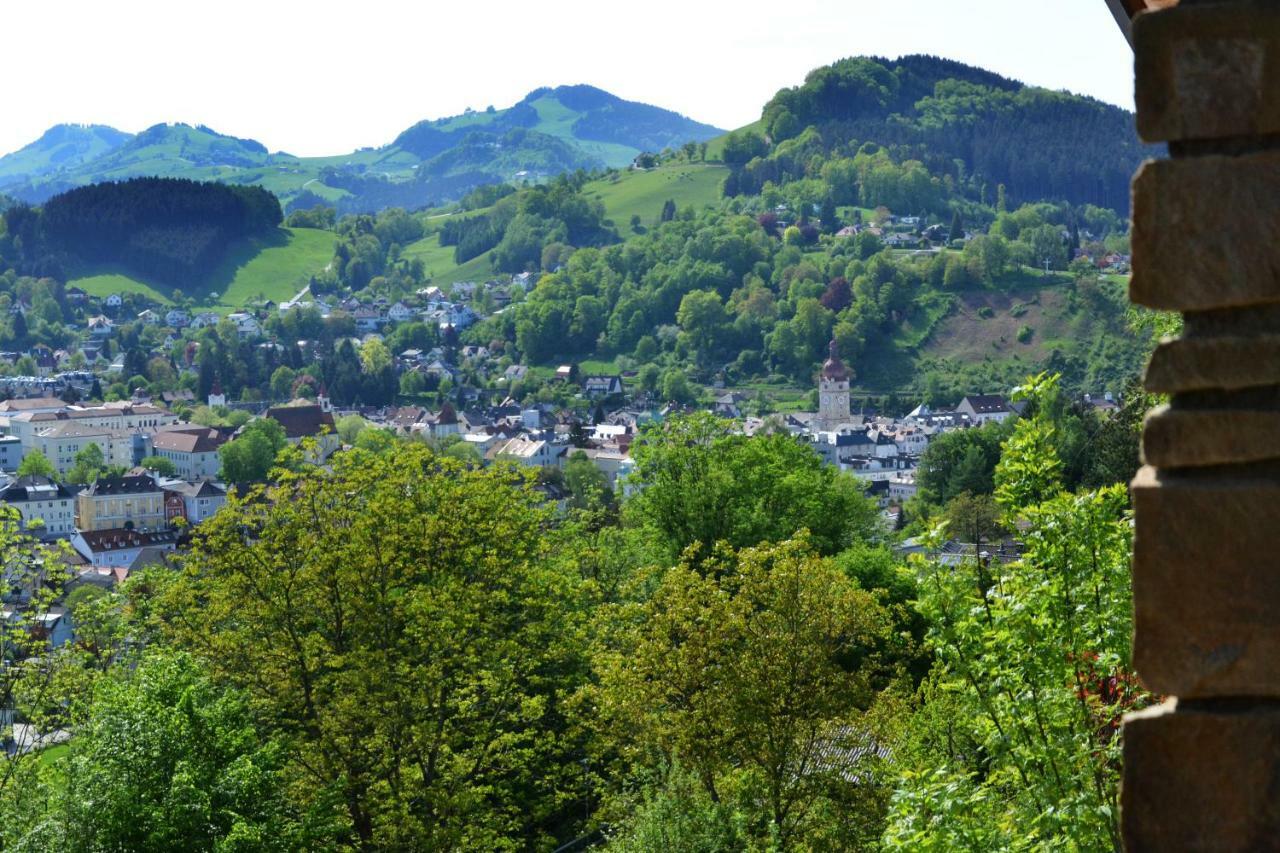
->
[1016,325,1034,344]
[977,307,994,319]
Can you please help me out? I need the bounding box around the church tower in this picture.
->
[207,378,226,408]
[816,338,852,431]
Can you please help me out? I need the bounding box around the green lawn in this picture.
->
[68,226,335,311]
[584,164,727,227]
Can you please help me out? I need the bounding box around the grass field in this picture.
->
[703,120,766,161]
[584,164,728,226]
[402,233,498,286]
[69,226,335,311]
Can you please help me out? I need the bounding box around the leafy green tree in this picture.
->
[915,420,1010,508]
[563,450,613,511]
[659,368,695,405]
[626,413,879,559]
[884,374,1149,850]
[16,449,57,479]
[217,418,287,483]
[594,537,891,849]
[32,650,307,852]
[675,290,728,365]
[65,443,107,486]
[335,413,368,446]
[139,455,177,478]
[150,445,592,849]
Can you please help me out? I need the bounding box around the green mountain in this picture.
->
[0,87,722,213]
[0,124,132,186]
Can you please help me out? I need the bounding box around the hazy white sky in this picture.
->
[4,0,1133,158]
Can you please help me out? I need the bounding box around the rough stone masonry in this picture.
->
[1123,1,1280,849]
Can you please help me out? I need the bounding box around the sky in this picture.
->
[3,0,1134,158]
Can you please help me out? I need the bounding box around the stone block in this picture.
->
[1142,405,1280,467]
[1135,2,1280,142]
[1131,152,1280,311]
[1146,334,1280,393]
[1123,700,1280,851]
[1131,467,1280,697]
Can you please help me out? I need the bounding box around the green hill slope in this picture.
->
[68,226,334,311]
[583,163,728,226]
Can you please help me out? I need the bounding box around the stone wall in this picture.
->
[1123,1,1280,849]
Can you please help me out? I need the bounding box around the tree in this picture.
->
[16,449,57,479]
[820,196,839,234]
[33,650,307,852]
[563,450,612,511]
[659,369,696,405]
[675,290,728,364]
[336,413,368,446]
[885,376,1146,849]
[660,199,677,223]
[217,418,287,483]
[139,455,177,478]
[149,445,592,849]
[626,413,879,560]
[948,210,964,243]
[66,442,107,485]
[594,537,891,849]
[269,366,296,400]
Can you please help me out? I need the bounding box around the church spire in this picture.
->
[820,338,850,381]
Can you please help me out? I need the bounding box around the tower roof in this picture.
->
[820,338,851,382]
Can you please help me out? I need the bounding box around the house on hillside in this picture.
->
[264,403,339,460]
[226,312,261,339]
[583,375,625,399]
[151,427,225,480]
[955,394,1015,425]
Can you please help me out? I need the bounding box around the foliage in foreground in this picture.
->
[883,375,1151,852]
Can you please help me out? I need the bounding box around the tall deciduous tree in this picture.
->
[594,537,891,848]
[151,445,592,849]
[626,413,879,560]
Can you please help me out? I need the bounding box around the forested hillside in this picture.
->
[4,178,282,285]
[734,54,1151,214]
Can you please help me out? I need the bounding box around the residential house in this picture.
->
[493,436,564,469]
[190,312,220,329]
[0,476,76,537]
[104,294,123,309]
[151,427,225,480]
[162,479,227,525]
[955,394,1015,425]
[137,309,160,325]
[76,473,167,532]
[583,375,625,399]
[71,528,181,567]
[164,309,190,328]
[421,403,460,439]
[387,302,416,324]
[226,312,261,339]
[87,315,114,338]
[264,403,339,460]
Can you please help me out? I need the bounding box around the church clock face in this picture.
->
[821,394,830,405]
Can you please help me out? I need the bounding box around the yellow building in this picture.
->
[75,473,167,532]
